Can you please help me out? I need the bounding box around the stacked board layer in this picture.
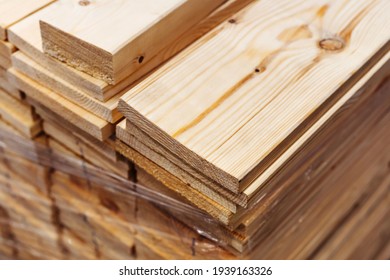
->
[0,0,389,259]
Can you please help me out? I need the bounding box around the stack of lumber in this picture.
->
[0,0,389,259]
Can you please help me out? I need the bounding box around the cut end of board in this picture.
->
[40,20,116,85]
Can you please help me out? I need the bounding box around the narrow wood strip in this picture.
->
[116,121,238,213]
[12,51,122,123]
[115,139,233,225]
[7,68,114,141]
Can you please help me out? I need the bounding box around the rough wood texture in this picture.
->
[119,0,390,193]
[40,0,226,84]
[0,0,54,40]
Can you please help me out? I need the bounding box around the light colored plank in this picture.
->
[32,103,119,163]
[0,0,54,39]
[12,51,122,123]
[0,54,11,69]
[115,139,233,225]
[0,66,22,99]
[0,88,41,138]
[119,0,390,193]
[44,121,130,178]
[0,40,16,58]
[121,120,247,207]
[8,0,252,101]
[7,68,114,141]
[40,0,226,84]
[116,120,238,213]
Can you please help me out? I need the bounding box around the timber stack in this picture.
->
[0,0,389,260]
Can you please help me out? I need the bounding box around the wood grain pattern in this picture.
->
[8,0,252,101]
[118,49,390,229]
[7,68,114,141]
[0,0,54,40]
[119,0,390,193]
[11,52,122,123]
[40,0,226,84]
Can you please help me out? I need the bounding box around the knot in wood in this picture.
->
[78,0,90,6]
[319,38,345,52]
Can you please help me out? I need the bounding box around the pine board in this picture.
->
[119,0,390,193]
[30,102,119,163]
[8,0,253,101]
[118,50,390,229]
[0,88,41,138]
[40,0,226,84]
[12,52,122,123]
[7,68,114,141]
[0,0,54,40]
[0,67,22,99]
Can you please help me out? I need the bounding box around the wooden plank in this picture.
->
[7,68,114,141]
[0,0,54,40]
[115,139,233,225]
[0,67,22,99]
[0,88,41,138]
[40,0,226,84]
[44,122,130,179]
[123,121,248,207]
[8,0,253,101]
[12,52,122,123]
[31,102,119,163]
[119,0,390,193]
[0,40,16,58]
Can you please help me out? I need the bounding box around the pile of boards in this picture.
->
[0,0,389,259]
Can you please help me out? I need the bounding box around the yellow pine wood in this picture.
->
[7,68,114,141]
[0,0,54,40]
[115,139,233,225]
[0,66,22,99]
[0,88,41,138]
[0,40,15,58]
[118,29,390,227]
[116,120,238,213]
[32,104,119,163]
[8,0,251,102]
[12,52,122,123]
[313,178,390,259]
[120,0,390,193]
[40,0,226,84]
